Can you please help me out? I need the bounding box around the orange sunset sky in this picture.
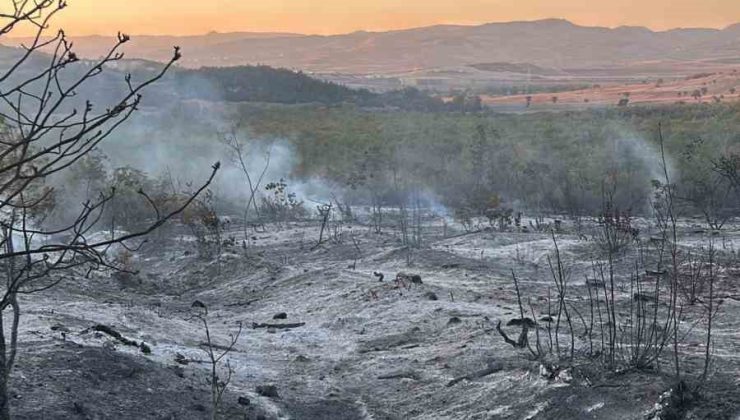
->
[18,0,740,36]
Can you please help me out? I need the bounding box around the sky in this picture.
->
[18,0,740,36]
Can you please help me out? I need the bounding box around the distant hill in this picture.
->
[6,19,739,75]
[173,66,376,104]
[163,65,454,111]
[0,49,455,111]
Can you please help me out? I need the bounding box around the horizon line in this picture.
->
[5,17,739,39]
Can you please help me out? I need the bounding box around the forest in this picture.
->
[84,100,740,232]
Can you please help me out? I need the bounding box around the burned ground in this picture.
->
[8,217,740,419]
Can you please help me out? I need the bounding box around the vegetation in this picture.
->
[219,102,740,222]
[170,66,486,111]
[175,65,377,105]
[83,63,474,112]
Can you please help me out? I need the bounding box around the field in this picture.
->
[480,70,740,111]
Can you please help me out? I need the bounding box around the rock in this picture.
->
[174,353,190,365]
[273,312,288,320]
[73,401,85,414]
[646,270,667,276]
[396,272,423,285]
[171,366,185,378]
[425,292,439,301]
[238,396,251,406]
[256,384,279,398]
[113,271,140,288]
[634,293,657,303]
[539,364,552,379]
[557,369,573,383]
[507,317,536,328]
[50,324,70,333]
[448,317,462,325]
[585,279,605,288]
[377,370,420,380]
[539,363,567,381]
[539,316,554,323]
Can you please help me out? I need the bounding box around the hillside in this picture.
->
[173,66,377,104]
[6,19,739,75]
[0,51,455,111]
[161,66,452,110]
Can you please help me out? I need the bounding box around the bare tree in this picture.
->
[311,201,333,248]
[657,124,683,381]
[0,2,218,418]
[221,129,272,242]
[701,240,716,380]
[191,301,242,420]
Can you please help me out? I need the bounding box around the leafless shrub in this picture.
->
[497,125,718,406]
[453,207,477,233]
[0,3,218,417]
[485,206,513,231]
[183,190,228,262]
[221,130,272,242]
[191,301,242,420]
[594,188,638,255]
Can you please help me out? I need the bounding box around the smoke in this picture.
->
[612,131,676,185]
[25,64,340,225]
[91,104,336,216]
[607,126,678,213]
[32,60,685,223]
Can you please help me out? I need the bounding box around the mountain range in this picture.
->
[6,19,736,74]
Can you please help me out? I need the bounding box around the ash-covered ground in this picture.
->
[9,214,740,419]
